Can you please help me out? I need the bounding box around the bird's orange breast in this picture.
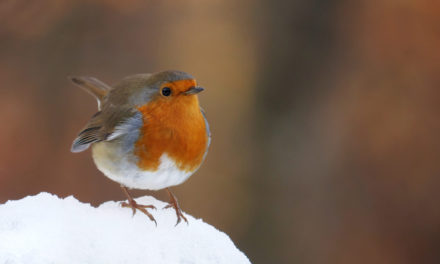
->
[134,93,208,173]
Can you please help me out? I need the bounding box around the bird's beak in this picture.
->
[184,86,204,95]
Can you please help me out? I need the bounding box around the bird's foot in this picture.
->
[163,188,188,226]
[121,199,157,225]
[120,186,157,225]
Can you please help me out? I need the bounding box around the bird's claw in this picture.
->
[121,200,157,226]
[163,203,188,226]
[164,189,189,226]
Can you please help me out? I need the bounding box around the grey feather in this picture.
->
[201,108,211,147]
[71,107,142,153]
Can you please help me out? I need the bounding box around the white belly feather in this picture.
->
[91,141,193,190]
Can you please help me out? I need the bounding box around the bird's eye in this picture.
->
[162,87,171,96]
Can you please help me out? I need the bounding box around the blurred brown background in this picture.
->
[1,0,440,263]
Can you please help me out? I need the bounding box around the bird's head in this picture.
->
[109,70,204,109]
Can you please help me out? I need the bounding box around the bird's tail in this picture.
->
[70,76,112,110]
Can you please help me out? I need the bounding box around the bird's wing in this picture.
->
[71,106,143,153]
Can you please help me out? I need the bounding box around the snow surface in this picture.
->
[0,192,251,264]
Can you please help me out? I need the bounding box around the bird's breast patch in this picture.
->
[134,95,208,173]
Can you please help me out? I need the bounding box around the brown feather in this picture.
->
[70,77,112,107]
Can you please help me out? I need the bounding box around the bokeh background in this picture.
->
[1,0,440,263]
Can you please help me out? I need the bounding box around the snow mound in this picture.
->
[0,192,250,264]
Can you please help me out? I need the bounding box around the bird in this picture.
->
[70,70,211,225]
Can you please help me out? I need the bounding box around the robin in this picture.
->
[70,70,211,225]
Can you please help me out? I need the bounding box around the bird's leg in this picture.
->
[120,186,157,225]
[163,188,188,226]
